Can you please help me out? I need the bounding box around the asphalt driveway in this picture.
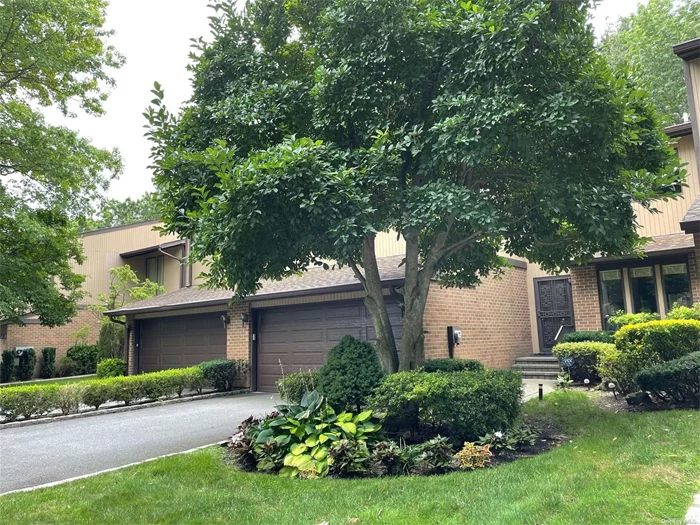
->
[0,393,277,494]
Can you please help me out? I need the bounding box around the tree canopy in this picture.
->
[600,0,700,127]
[0,0,122,326]
[83,192,161,231]
[147,0,681,372]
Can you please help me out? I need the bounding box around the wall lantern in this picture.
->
[221,314,231,327]
[240,313,250,326]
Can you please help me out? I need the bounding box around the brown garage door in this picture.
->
[139,313,226,373]
[256,299,403,392]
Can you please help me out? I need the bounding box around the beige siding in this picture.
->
[375,231,406,257]
[633,135,699,237]
[691,59,700,130]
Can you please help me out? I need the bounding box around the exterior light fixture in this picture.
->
[240,313,250,326]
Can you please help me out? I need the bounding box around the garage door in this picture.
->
[256,299,403,392]
[139,313,226,373]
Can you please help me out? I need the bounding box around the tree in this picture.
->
[83,192,161,231]
[90,266,165,322]
[599,0,700,127]
[147,0,681,372]
[0,0,123,326]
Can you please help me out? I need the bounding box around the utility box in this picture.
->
[447,327,462,358]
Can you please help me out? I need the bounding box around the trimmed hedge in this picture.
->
[198,359,248,392]
[560,331,614,344]
[607,311,660,332]
[276,371,319,404]
[369,369,522,443]
[421,358,485,373]
[636,352,700,406]
[0,367,207,421]
[67,345,100,375]
[96,358,127,378]
[666,303,700,321]
[41,348,56,379]
[552,342,612,382]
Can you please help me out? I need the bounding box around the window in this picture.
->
[630,266,658,313]
[146,255,164,290]
[662,263,692,309]
[0,324,6,340]
[599,270,625,329]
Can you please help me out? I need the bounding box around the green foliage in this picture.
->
[98,323,125,359]
[89,266,165,322]
[328,439,371,478]
[276,371,318,404]
[666,303,700,321]
[40,348,56,379]
[607,311,660,332]
[477,425,538,455]
[67,345,100,375]
[599,0,700,126]
[636,352,700,407]
[421,358,485,373]
[415,435,454,475]
[56,357,79,378]
[369,441,404,477]
[17,348,36,381]
[81,380,114,410]
[552,342,613,382]
[369,370,522,443]
[560,331,614,344]
[198,359,249,392]
[1,350,14,382]
[57,384,84,415]
[84,192,161,231]
[0,0,123,326]
[0,385,59,421]
[455,442,493,470]
[96,358,127,379]
[317,335,383,411]
[147,0,680,371]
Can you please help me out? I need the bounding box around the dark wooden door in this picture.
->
[535,277,575,354]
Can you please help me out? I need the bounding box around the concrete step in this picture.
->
[514,355,559,364]
[512,363,562,372]
[519,370,562,380]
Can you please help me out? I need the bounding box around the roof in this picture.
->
[673,38,700,61]
[592,232,696,262]
[105,255,407,316]
[665,121,693,138]
[81,220,162,237]
[120,239,186,258]
[681,195,700,234]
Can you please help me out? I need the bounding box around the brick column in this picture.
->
[126,315,136,375]
[689,233,700,303]
[227,303,251,387]
[570,266,603,331]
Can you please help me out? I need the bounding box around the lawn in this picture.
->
[0,375,96,389]
[1,391,698,524]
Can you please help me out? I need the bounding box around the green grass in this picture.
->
[1,392,698,524]
[0,375,96,388]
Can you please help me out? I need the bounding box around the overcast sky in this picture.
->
[50,0,648,201]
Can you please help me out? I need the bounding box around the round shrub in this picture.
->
[41,347,57,379]
[636,351,700,406]
[66,344,100,375]
[198,359,249,392]
[666,303,700,320]
[552,342,613,382]
[276,371,319,404]
[98,322,125,359]
[421,358,485,373]
[607,311,660,332]
[560,331,614,344]
[56,356,79,377]
[317,335,384,411]
[96,358,127,378]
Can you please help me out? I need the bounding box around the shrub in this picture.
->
[666,303,700,321]
[57,384,84,415]
[368,369,522,443]
[328,439,371,477]
[67,344,100,375]
[96,358,127,378]
[198,359,249,392]
[40,348,56,379]
[56,356,79,377]
[98,322,125,359]
[158,367,206,397]
[1,350,14,382]
[560,331,614,344]
[370,441,403,476]
[636,352,700,407]
[552,342,613,382]
[276,371,318,404]
[0,385,59,421]
[17,347,36,381]
[421,358,485,373]
[317,335,384,411]
[81,380,115,410]
[415,435,453,475]
[607,311,660,332]
[455,442,492,470]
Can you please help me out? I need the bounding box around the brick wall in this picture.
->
[227,303,251,387]
[570,266,603,331]
[0,309,101,377]
[689,233,700,302]
[423,267,533,369]
[126,315,136,375]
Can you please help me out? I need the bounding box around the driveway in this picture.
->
[0,393,277,494]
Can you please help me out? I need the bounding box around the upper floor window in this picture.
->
[146,255,164,291]
[0,323,7,340]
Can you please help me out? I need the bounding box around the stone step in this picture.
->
[512,363,562,372]
[518,370,562,380]
[514,355,559,363]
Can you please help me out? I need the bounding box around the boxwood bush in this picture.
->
[421,358,485,373]
[276,371,319,404]
[560,331,613,344]
[636,352,700,406]
[369,369,522,443]
[66,344,100,375]
[96,358,127,378]
[552,342,612,382]
[198,359,249,391]
[607,311,660,332]
[0,385,60,422]
[666,303,700,321]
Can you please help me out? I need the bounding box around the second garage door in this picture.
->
[139,313,226,373]
[256,299,403,392]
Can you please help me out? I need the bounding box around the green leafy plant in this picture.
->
[16,347,36,381]
[98,322,125,360]
[370,441,403,477]
[328,439,371,478]
[1,349,14,382]
[40,348,56,379]
[276,371,318,404]
[509,425,539,449]
[56,356,79,377]
[560,331,614,344]
[57,384,84,415]
[81,380,115,410]
[455,442,493,470]
[96,358,127,378]
[607,311,660,332]
[421,358,485,373]
[665,303,700,321]
[477,431,517,454]
[556,373,574,390]
[198,359,249,392]
[415,435,453,475]
[0,385,60,421]
[66,344,99,375]
[317,335,384,411]
[636,351,700,407]
[553,342,612,383]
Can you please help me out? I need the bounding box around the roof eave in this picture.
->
[673,38,700,61]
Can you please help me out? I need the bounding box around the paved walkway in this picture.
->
[0,393,277,494]
[687,494,700,524]
[522,379,558,400]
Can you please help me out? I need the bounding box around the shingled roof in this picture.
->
[592,232,695,262]
[105,255,406,316]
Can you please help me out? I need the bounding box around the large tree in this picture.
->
[600,0,700,127]
[0,0,123,326]
[83,192,161,231]
[147,0,681,372]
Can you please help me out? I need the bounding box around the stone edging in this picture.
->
[0,389,251,430]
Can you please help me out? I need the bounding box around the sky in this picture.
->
[49,0,649,201]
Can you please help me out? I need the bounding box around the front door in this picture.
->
[535,277,575,353]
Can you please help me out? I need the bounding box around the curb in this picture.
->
[0,441,227,497]
[687,494,700,525]
[0,389,252,430]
